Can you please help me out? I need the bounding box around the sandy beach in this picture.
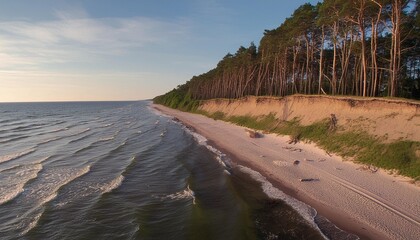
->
[154,104,420,240]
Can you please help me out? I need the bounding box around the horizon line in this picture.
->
[0,99,152,104]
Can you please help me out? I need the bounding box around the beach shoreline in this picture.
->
[153,104,420,240]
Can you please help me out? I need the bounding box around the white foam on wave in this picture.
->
[20,211,43,236]
[0,148,37,164]
[39,192,58,206]
[100,175,124,194]
[183,126,207,144]
[238,165,326,238]
[40,136,62,144]
[36,156,50,164]
[18,192,57,236]
[0,163,43,205]
[102,123,114,128]
[49,127,69,133]
[99,136,114,142]
[0,187,24,205]
[25,165,91,208]
[0,156,50,173]
[68,128,91,137]
[181,125,231,168]
[99,129,121,142]
[163,185,196,204]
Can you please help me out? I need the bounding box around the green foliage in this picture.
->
[358,141,420,177]
[153,86,199,112]
[228,113,278,131]
[280,122,420,178]
[210,111,226,120]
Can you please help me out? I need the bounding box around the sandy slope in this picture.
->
[199,95,420,142]
[154,104,420,240]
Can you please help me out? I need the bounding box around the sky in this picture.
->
[0,0,319,102]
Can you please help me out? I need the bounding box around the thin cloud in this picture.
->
[0,10,190,70]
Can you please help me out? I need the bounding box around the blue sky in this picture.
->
[0,0,319,102]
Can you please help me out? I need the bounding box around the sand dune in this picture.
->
[154,104,420,240]
[199,95,420,142]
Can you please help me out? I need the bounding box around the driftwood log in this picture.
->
[329,114,338,131]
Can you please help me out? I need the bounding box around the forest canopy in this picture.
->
[155,0,420,109]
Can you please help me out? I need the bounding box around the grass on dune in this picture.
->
[202,111,420,179]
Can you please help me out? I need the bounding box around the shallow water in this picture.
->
[0,101,326,239]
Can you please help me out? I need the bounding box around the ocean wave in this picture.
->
[0,120,28,130]
[161,185,196,204]
[108,140,128,155]
[0,163,43,205]
[181,125,232,168]
[183,126,207,144]
[55,172,125,208]
[16,193,57,236]
[51,120,66,126]
[48,127,69,133]
[0,156,49,173]
[0,118,14,124]
[99,123,114,128]
[20,211,43,236]
[74,144,95,154]
[237,165,326,238]
[24,165,91,208]
[36,156,51,164]
[99,129,120,142]
[0,135,29,144]
[67,128,91,138]
[0,187,24,206]
[118,156,137,177]
[0,148,36,164]
[39,137,62,145]
[0,133,21,139]
[100,175,124,194]
[68,132,93,144]
[99,136,115,142]
[9,123,45,132]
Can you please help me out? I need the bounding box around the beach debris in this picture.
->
[185,124,195,131]
[304,158,314,162]
[160,130,167,137]
[299,178,319,182]
[318,158,327,162]
[155,120,160,125]
[245,129,262,138]
[325,151,332,157]
[282,146,303,152]
[293,160,300,165]
[273,160,289,167]
[288,133,301,144]
[335,167,343,171]
[357,165,379,173]
[259,155,265,158]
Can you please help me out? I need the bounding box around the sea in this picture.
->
[0,101,351,240]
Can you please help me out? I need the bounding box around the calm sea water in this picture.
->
[0,101,329,240]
